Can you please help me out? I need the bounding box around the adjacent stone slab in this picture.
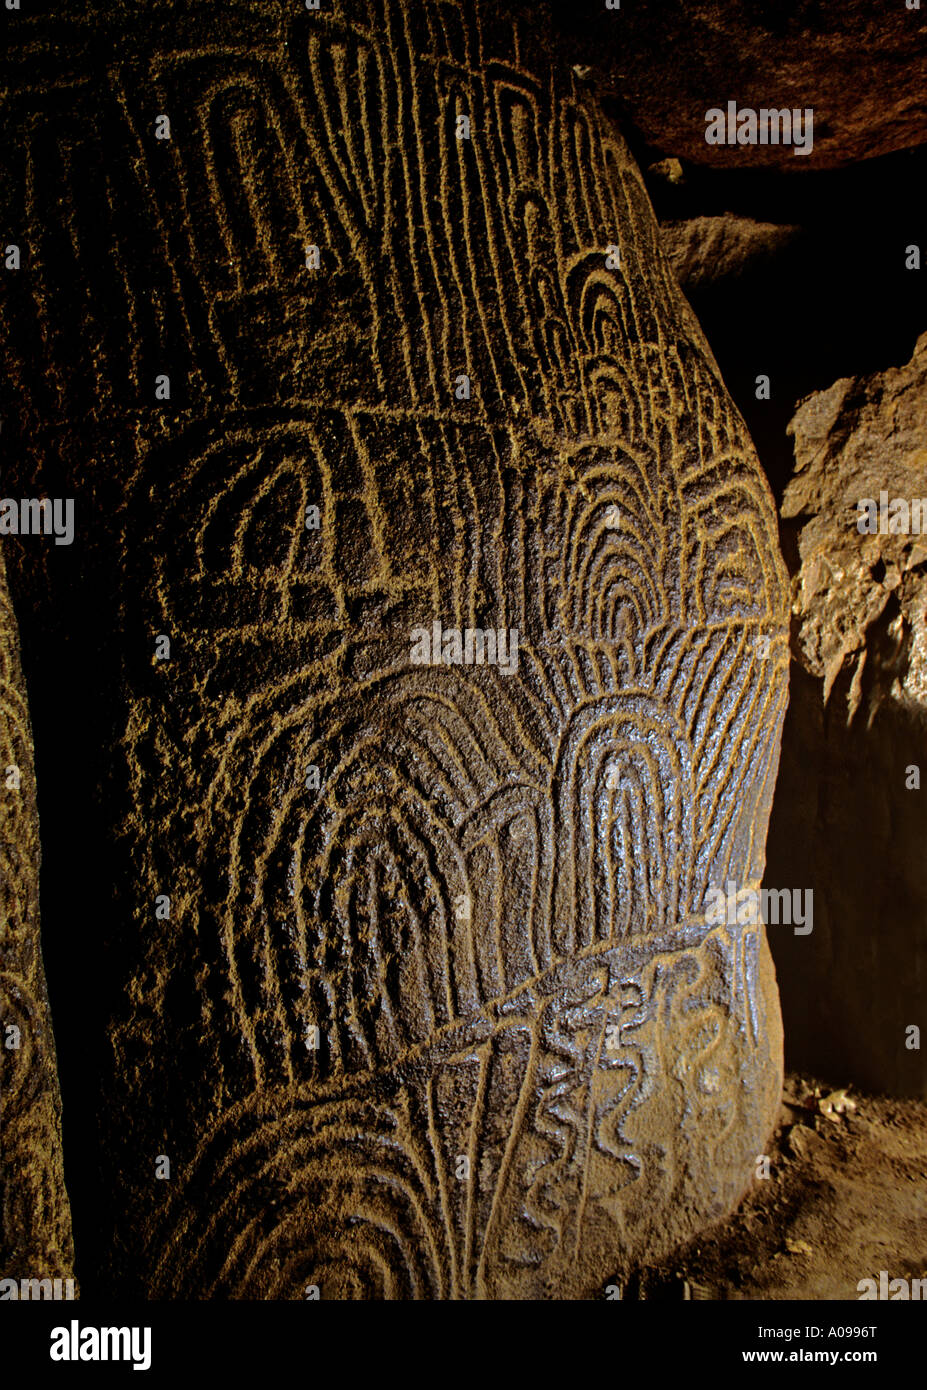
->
[1,0,788,1296]
[0,549,75,1289]
[562,0,927,170]
[767,334,927,1097]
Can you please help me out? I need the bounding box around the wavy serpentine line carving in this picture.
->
[0,0,788,1297]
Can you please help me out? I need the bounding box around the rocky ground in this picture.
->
[620,1074,927,1300]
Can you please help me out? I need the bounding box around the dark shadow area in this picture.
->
[765,660,927,1096]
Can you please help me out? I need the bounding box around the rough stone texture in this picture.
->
[0,0,788,1296]
[766,335,927,1098]
[617,1074,927,1300]
[783,334,927,719]
[560,0,927,171]
[0,548,75,1286]
[659,216,801,295]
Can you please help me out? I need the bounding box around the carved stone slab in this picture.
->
[0,0,787,1298]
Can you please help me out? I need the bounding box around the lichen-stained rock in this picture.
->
[559,0,927,171]
[0,549,75,1287]
[0,0,788,1296]
[767,335,927,1099]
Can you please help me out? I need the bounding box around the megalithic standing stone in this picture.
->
[0,546,75,1289]
[0,0,787,1296]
